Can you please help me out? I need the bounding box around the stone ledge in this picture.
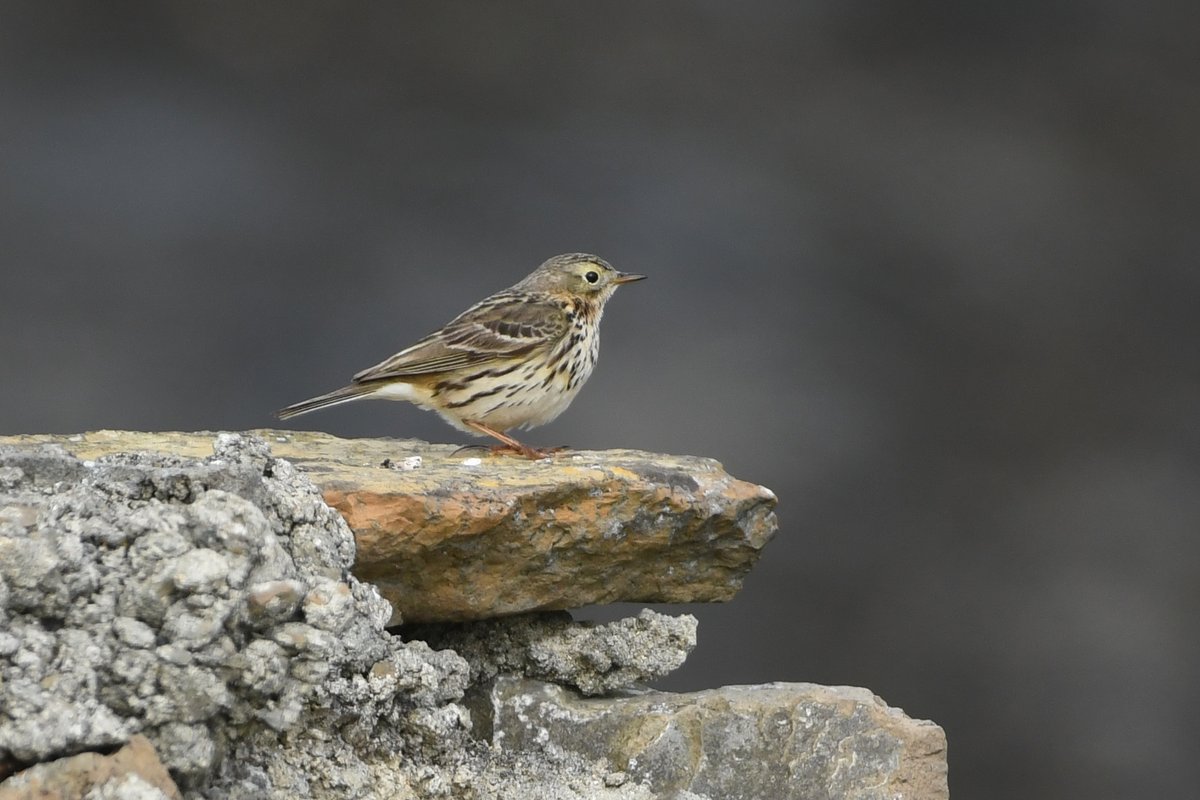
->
[488,678,949,800]
[3,430,778,623]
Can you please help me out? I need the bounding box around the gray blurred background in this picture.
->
[2,2,1197,797]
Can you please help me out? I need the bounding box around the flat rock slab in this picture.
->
[3,431,778,623]
[489,678,948,800]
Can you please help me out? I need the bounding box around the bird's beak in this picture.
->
[613,272,647,284]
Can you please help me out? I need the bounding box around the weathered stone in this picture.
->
[241,580,307,628]
[0,434,473,797]
[415,609,698,695]
[0,735,181,800]
[488,678,949,800]
[4,430,778,624]
[0,431,948,800]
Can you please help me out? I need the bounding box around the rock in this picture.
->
[2,431,778,623]
[0,434,472,797]
[487,678,949,800]
[0,430,947,800]
[0,735,181,800]
[413,608,698,696]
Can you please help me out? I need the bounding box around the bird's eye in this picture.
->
[585,271,599,284]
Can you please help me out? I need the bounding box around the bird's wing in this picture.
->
[353,293,569,381]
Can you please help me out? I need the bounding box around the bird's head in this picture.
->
[517,253,646,302]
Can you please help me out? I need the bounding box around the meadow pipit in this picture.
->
[277,253,645,458]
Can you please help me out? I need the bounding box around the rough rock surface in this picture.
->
[1,431,946,800]
[412,609,697,696]
[3,431,778,623]
[0,735,180,800]
[0,434,470,798]
[489,678,949,800]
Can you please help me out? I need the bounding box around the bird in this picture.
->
[276,253,645,459]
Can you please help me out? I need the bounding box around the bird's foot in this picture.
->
[487,443,568,460]
[461,421,569,460]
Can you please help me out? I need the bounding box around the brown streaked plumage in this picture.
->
[276,253,645,458]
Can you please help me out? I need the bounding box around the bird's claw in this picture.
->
[487,444,568,460]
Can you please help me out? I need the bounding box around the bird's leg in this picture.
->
[464,421,558,460]
[464,420,525,450]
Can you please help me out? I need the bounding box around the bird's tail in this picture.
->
[276,383,377,420]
